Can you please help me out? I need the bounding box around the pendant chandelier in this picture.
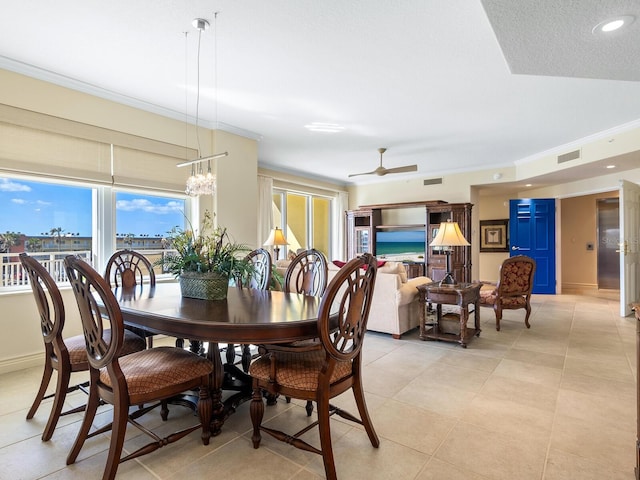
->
[178,15,228,197]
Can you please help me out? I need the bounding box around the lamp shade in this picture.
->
[263,227,289,247]
[429,221,470,247]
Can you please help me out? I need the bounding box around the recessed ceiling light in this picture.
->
[304,122,345,133]
[606,165,616,169]
[592,15,635,35]
[525,184,532,187]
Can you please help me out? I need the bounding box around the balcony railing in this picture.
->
[1,249,177,290]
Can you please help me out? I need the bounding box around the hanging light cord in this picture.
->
[195,24,204,176]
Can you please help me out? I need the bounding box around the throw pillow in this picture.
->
[332,259,386,269]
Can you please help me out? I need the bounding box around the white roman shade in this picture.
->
[112,145,197,193]
[0,122,112,185]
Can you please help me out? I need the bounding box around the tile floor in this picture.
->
[0,292,636,479]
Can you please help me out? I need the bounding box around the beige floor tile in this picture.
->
[543,448,634,480]
[437,349,501,373]
[415,457,491,480]
[560,371,636,399]
[550,414,636,470]
[305,429,430,480]
[371,398,456,454]
[460,393,554,443]
[435,422,547,480]
[555,388,636,434]
[415,361,492,393]
[492,358,563,388]
[503,347,566,369]
[479,374,559,413]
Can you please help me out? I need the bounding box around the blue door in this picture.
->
[509,198,556,294]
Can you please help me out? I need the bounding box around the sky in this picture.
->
[0,177,185,237]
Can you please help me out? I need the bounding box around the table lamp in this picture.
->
[263,227,289,260]
[429,220,470,286]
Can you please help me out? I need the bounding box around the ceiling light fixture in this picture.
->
[592,15,635,35]
[304,122,345,133]
[178,16,228,197]
[606,165,616,169]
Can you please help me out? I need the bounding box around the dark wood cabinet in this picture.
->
[345,209,381,259]
[346,201,472,283]
[426,203,472,284]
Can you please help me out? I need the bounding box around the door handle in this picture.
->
[616,241,628,255]
[511,246,519,251]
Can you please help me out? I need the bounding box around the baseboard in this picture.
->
[0,352,43,375]
[0,335,173,375]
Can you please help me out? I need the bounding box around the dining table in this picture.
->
[113,282,322,435]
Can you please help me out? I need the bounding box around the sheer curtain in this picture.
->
[332,191,349,260]
[257,175,274,248]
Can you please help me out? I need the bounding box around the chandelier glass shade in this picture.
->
[185,165,216,197]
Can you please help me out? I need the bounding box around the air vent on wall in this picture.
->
[557,149,581,164]
[423,177,443,186]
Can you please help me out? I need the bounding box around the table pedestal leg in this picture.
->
[207,342,225,435]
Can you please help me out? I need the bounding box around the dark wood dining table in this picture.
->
[113,282,322,435]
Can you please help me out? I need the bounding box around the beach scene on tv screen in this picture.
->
[376,230,425,258]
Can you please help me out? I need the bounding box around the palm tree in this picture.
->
[27,237,42,252]
[0,231,20,253]
[49,227,64,251]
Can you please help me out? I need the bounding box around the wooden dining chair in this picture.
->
[249,253,380,480]
[64,255,213,480]
[227,248,272,372]
[104,249,156,347]
[479,255,536,331]
[19,253,146,441]
[284,248,328,296]
[260,248,329,413]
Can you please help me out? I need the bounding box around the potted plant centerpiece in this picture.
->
[158,210,254,300]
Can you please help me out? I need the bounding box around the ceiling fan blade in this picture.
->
[383,164,418,175]
[348,148,417,178]
[348,170,378,178]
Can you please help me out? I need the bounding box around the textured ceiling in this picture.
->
[0,0,639,186]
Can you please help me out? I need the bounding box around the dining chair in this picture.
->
[249,253,379,480]
[226,248,272,372]
[261,248,329,413]
[284,248,328,296]
[19,253,146,441]
[478,255,536,331]
[104,249,156,347]
[63,255,213,480]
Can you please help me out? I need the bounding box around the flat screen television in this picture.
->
[375,229,426,256]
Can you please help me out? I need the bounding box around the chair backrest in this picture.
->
[243,248,272,290]
[317,253,377,362]
[19,253,66,349]
[284,248,328,296]
[496,255,536,297]
[104,249,156,289]
[65,255,125,371]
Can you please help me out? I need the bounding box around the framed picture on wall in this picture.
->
[479,219,509,252]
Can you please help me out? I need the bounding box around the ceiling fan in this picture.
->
[348,148,418,177]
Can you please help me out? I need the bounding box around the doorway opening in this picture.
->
[597,198,620,291]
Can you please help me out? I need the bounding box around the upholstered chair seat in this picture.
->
[478,255,536,331]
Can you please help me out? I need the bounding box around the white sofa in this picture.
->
[275,259,431,339]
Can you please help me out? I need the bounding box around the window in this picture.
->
[0,176,189,290]
[115,190,186,276]
[0,176,93,288]
[115,191,185,248]
[272,189,332,259]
